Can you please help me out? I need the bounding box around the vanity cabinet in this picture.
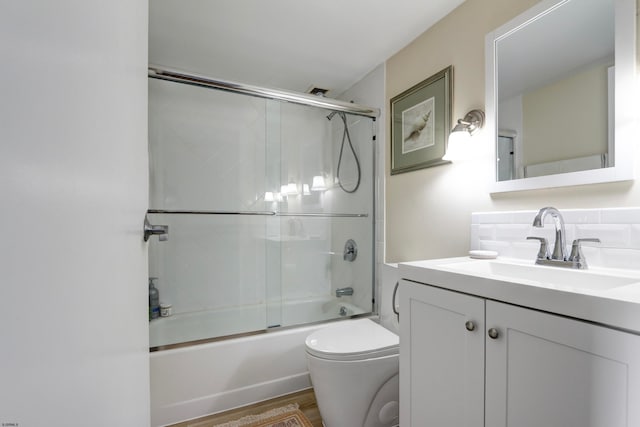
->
[399,279,640,427]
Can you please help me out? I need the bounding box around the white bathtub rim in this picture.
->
[151,312,378,353]
[150,295,370,349]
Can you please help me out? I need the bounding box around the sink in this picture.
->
[438,259,640,292]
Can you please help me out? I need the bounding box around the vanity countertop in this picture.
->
[399,257,640,333]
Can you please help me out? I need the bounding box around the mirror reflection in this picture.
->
[495,0,614,181]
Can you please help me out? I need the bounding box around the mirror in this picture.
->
[486,0,636,193]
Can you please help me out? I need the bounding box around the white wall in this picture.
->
[522,62,610,165]
[0,1,150,426]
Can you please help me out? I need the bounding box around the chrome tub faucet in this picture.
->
[336,287,354,297]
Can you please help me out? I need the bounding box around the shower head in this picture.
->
[326,111,338,121]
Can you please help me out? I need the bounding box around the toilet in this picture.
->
[305,318,400,427]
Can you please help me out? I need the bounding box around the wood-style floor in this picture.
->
[168,388,323,427]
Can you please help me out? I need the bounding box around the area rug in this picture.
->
[211,403,314,427]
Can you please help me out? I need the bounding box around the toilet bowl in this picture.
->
[305,318,399,427]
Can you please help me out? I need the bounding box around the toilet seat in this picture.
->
[305,318,399,361]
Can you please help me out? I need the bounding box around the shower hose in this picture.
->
[335,111,361,193]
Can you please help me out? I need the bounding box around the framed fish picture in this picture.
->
[390,66,452,174]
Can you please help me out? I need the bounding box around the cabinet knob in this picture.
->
[488,328,499,339]
[465,321,476,331]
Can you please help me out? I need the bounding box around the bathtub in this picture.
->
[149,296,370,426]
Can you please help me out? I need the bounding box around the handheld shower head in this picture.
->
[326,111,338,121]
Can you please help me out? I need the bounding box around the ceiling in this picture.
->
[149,0,466,97]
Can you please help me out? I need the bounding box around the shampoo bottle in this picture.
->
[149,277,160,320]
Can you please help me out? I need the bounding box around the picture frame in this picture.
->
[390,66,452,174]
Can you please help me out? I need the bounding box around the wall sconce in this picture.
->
[443,109,485,161]
[311,175,327,191]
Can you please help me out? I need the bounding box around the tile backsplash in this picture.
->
[471,207,640,270]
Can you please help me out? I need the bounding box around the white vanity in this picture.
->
[398,257,640,426]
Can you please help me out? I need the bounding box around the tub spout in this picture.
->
[336,287,354,297]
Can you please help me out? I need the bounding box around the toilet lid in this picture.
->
[305,318,399,361]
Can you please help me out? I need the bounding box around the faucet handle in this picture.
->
[568,238,601,266]
[527,236,549,260]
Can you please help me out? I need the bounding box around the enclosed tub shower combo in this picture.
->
[146,66,378,349]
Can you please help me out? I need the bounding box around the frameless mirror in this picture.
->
[486,0,636,193]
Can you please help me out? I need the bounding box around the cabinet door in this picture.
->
[399,280,485,427]
[486,300,640,427]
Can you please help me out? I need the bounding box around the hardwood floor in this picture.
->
[168,388,323,427]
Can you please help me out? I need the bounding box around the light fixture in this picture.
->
[443,109,485,161]
[286,182,299,196]
[311,175,327,191]
[302,184,311,195]
[264,192,274,202]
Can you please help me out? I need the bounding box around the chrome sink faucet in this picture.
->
[532,207,566,260]
[527,206,600,269]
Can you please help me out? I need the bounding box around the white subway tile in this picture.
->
[561,209,601,224]
[561,224,576,245]
[495,224,531,242]
[512,241,540,261]
[575,224,631,248]
[629,225,640,249]
[470,208,640,267]
[526,227,556,243]
[511,210,539,224]
[473,211,513,224]
[478,240,511,257]
[598,248,640,270]
[579,245,602,268]
[600,207,640,224]
[477,224,496,241]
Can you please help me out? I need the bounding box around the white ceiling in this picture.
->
[149,0,466,97]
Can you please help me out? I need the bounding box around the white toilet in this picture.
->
[305,318,400,427]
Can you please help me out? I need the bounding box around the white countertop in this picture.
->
[399,257,640,333]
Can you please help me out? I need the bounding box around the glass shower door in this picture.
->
[147,75,376,348]
[271,104,375,328]
[148,79,273,347]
